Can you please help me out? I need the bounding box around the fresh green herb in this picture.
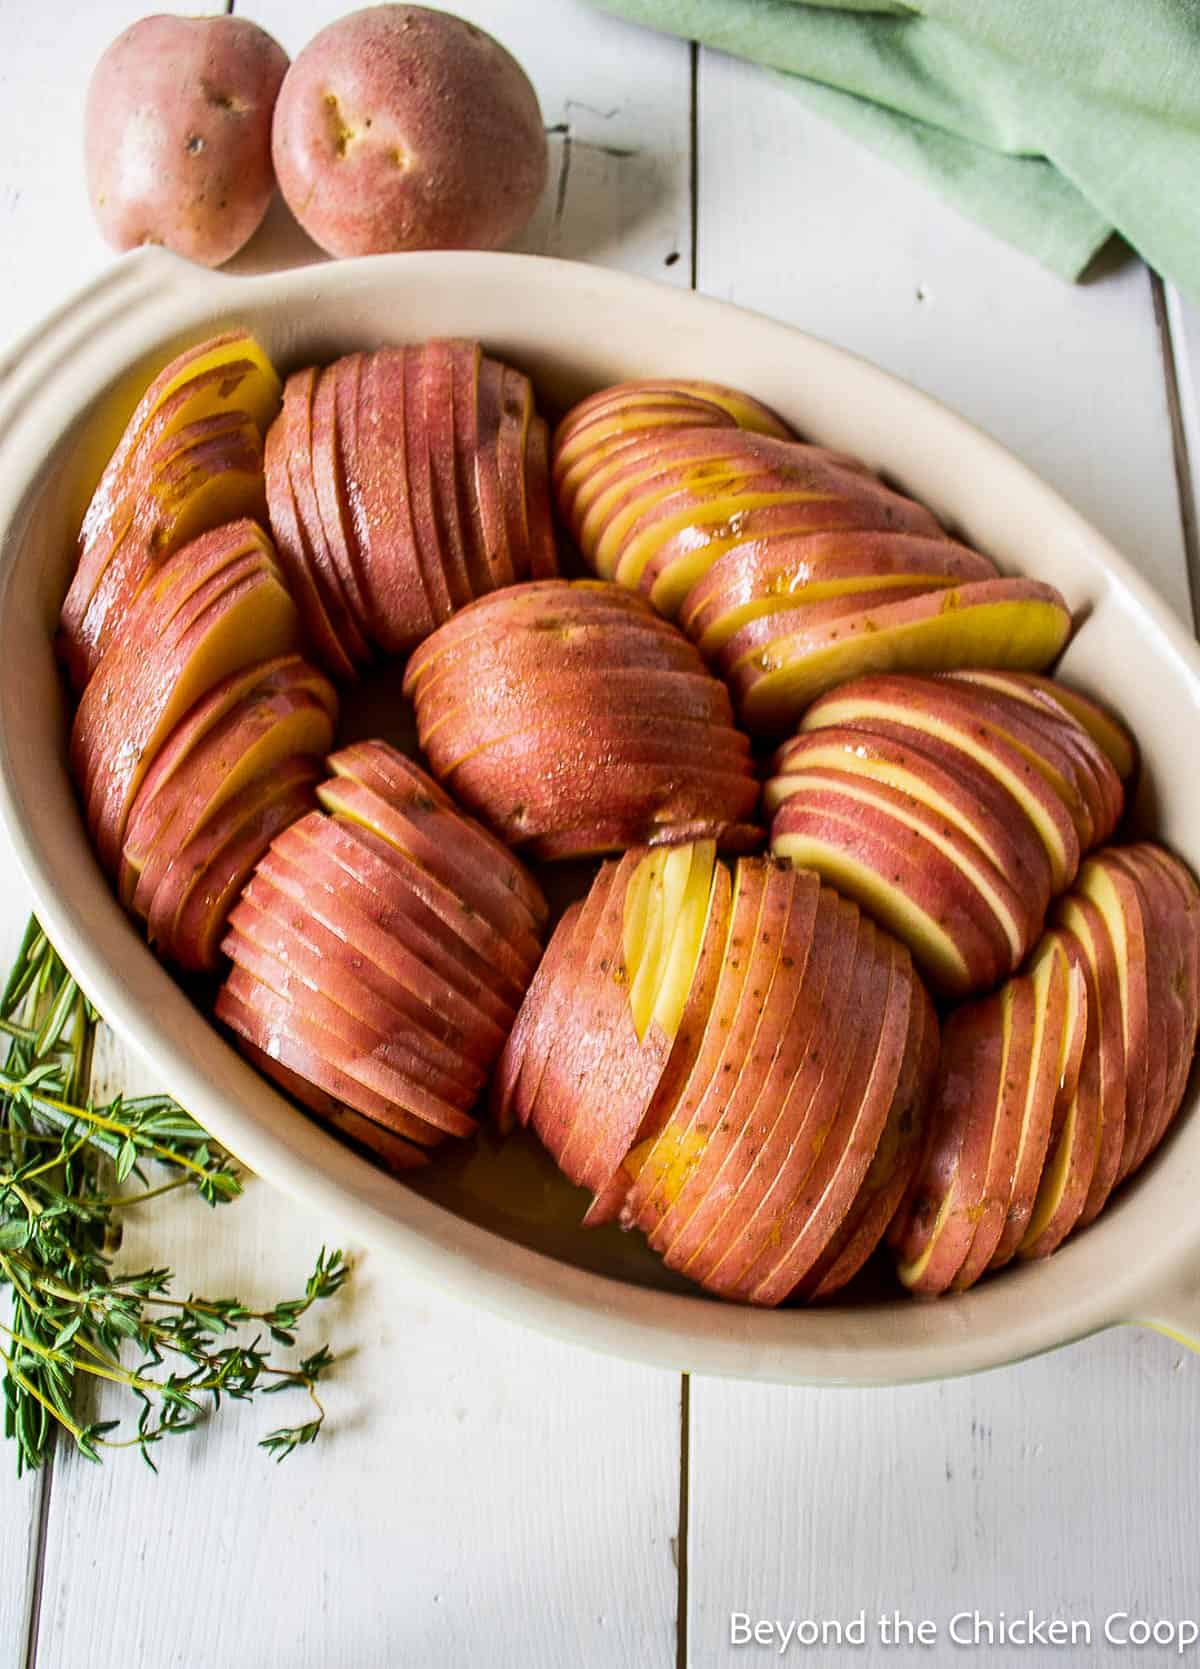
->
[0,916,348,1473]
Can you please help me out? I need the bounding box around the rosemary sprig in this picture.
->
[0,917,349,1473]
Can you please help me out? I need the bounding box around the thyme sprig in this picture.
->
[0,917,349,1473]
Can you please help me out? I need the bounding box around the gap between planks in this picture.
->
[21,1441,54,1669]
[1152,274,1200,636]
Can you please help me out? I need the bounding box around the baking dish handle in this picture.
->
[1131,1261,1200,1352]
[0,248,213,440]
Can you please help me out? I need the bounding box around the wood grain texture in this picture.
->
[14,3,692,1667]
[687,46,1200,1669]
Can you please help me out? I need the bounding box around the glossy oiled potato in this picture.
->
[85,14,289,268]
[271,5,548,258]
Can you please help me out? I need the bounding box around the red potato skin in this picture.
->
[511,869,618,1137]
[770,725,1054,918]
[271,5,548,258]
[325,740,546,928]
[147,764,320,973]
[801,679,1084,891]
[71,541,299,872]
[217,985,436,1154]
[317,775,544,964]
[674,907,874,1295]
[682,908,875,1294]
[747,936,915,1306]
[278,815,528,1009]
[217,966,469,1144]
[247,856,508,1062]
[74,428,266,688]
[263,407,357,680]
[124,661,334,912]
[1107,851,1174,1173]
[283,369,373,665]
[233,1033,429,1173]
[986,943,1087,1272]
[1056,892,1128,1228]
[889,991,1009,1294]
[226,894,485,1098]
[220,923,481,1116]
[267,818,518,1032]
[681,532,996,646]
[491,901,583,1134]
[771,790,1015,996]
[946,967,1041,1292]
[796,978,938,1300]
[1016,940,1103,1262]
[86,14,288,267]
[527,852,670,1191]
[1140,847,1200,1147]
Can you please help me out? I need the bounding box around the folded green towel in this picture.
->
[590,0,1200,298]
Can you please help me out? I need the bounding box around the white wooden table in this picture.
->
[2,4,1200,1665]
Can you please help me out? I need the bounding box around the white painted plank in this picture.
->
[35,1176,681,1669]
[0,0,168,343]
[695,51,1192,625]
[688,47,1200,1667]
[691,1329,1199,1669]
[23,3,692,1667]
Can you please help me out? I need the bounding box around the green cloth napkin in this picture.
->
[589,0,1200,298]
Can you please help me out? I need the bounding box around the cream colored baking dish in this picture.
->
[1,246,1197,1384]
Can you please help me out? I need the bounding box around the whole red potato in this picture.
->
[85,14,289,268]
[271,5,548,258]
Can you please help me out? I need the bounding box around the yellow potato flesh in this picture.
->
[634,846,693,1038]
[132,701,334,880]
[766,749,1008,873]
[650,841,717,1039]
[623,1123,709,1207]
[623,857,742,1193]
[959,671,1136,782]
[112,577,300,856]
[802,692,1073,891]
[133,338,280,443]
[625,851,668,1037]
[774,832,970,993]
[620,491,833,603]
[77,337,280,548]
[741,594,1071,730]
[775,768,1024,961]
[696,570,961,654]
[1042,689,1136,780]
[585,457,766,576]
[1075,863,1131,1070]
[557,407,720,485]
[1018,944,1087,1251]
[991,943,1060,1232]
